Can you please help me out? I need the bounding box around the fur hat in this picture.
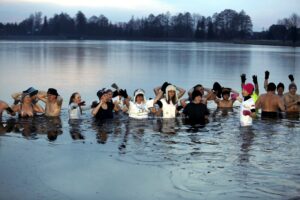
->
[165,85,178,102]
[133,89,145,102]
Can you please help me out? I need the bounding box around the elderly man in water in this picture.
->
[37,88,63,117]
[255,82,285,118]
[283,83,300,113]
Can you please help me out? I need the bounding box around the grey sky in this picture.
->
[0,0,299,31]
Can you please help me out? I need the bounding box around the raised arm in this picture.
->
[153,86,161,96]
[11,92,22,100]
[37,91,48,103]
[264,71,269,91]
[176,86,186,99]
[153,90,164,104]
[252,75,259,95]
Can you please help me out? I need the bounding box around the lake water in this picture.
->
[0,41,300,200]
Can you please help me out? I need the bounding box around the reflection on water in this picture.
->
[0,41,299,199]
[0,108,300,199]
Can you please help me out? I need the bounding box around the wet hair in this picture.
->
[267,82,276,92]
[69,92,79,105]
[277,82,284,90]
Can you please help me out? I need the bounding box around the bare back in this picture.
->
[256,93,284,112]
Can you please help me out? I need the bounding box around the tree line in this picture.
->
[0,10,299,43]
[253,13,300,44]
[0,9,253,40]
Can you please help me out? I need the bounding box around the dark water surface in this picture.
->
[0,41,300,199]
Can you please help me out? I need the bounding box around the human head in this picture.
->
[166,85,177,104]
[194,84,204,95]
[213,82,222,98]
[105,89,113,101]
[267,82,276,92]
[276,82,284,95]
[289,83,297,95]
[69,92,81,105]
[192,90,202,104]
[222,90,230,100]
[47,88,59,101]
[21,93,32,104]
[242,83,254,97]
[133,89,145,104]
[97,89,108,102]
[24,87,38,98]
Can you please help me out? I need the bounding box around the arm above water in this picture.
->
[176,86,186,99]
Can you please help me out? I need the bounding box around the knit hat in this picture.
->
[243,83,254,95]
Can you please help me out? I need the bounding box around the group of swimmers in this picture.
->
[0,71,299,127]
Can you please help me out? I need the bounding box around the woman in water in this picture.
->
[124,89,155,119]
[68,92,91,119]
[92,89,120,120]
[11,92,44,117]
[153,84,185,118]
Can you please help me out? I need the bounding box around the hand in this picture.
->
[13,99,20,105]
[161,82,170,93]
[111,83,119,90]
[241,74,246,83]
[78,101,86,106]
[252,75,258,84]
[243,110,251,116]
[288,74,294,82]
[5,107,15,116]
[230,93,239,101]
[265,71,269,80]
[119,89,128,98]
[91,101,98,108]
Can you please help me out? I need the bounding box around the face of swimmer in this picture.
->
[135,94,144,104]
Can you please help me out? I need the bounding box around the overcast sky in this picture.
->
[0,0,299,31]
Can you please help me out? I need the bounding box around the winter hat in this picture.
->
[133,89,145,102]
[97,88,107,99]
[192,90,202,100]
[165,85,177,102]
[243,83,254,95]
[23,87,38,97]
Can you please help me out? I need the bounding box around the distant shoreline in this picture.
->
[0,36,299,47]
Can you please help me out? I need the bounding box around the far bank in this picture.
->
[0,36,299,47]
